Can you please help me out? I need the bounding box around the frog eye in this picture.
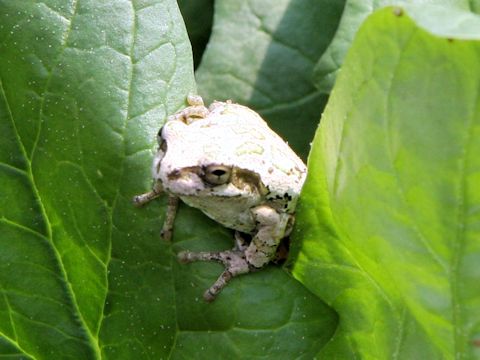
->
[203,165,232,185]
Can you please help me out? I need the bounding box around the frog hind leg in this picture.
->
[245,205,294,268]
[178,206,293,302]
[178,244,252,302]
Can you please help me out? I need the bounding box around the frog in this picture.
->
[133,95,307,302]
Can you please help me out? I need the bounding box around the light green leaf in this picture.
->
[196,0,345,159]
[293,6,480,358]
[313,0,475,93]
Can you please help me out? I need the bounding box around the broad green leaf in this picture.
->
[196,0,345,159]
[0,0,336,358]
[313,0,475,93]
[293,6,480,358]
[0,0,194,358]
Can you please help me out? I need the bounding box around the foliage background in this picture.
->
[1,0,480,358]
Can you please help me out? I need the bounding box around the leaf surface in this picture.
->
[0,1,335,358]
[293,6,480,358]
[177,0,214,68]
[0,0,194,357]
[313,0,476,93]
[195,0,345,159]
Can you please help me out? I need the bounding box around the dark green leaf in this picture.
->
[196,0,345,159]
[177,0,214,68]
[0,0,336,358]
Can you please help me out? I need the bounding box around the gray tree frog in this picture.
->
[134,95,307,302]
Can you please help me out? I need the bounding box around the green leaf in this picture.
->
[195,0,345,159]
[0,0,194,357]
[313,0,475,93]
[0,1,336,358]
[293,6,480,358]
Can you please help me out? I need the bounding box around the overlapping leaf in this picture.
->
[196,0,345,159]
[313,0,478,93]
[293,6,480,358]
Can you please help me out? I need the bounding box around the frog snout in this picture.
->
[163,171,204,195]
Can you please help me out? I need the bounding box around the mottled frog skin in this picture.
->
[134,95,307,301]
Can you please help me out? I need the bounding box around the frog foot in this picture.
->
[177,248,254,302]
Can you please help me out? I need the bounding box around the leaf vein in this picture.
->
[0,217,49,242]
[0,331,35,360]
[0,285,18,342]
[17,0,103,355]
[450,69,479,357]
[0,162,27,176]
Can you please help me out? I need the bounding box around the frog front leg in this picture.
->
[133,182,180,242]
[159,195,179,241]
[178,205,293,301]
[133,181,163,206]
